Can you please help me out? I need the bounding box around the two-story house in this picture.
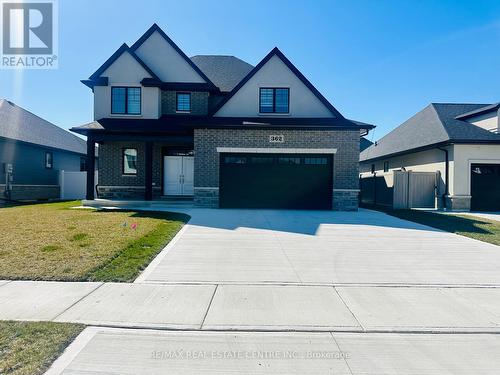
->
[72,24,374,210]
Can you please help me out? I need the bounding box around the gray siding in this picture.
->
[0,138,82,185]
[0,138,83,200]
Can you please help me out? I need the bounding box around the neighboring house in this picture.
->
[72,24,374,210]
[0,99,88,200]
[360,103,500,211]
[360,137,373,152]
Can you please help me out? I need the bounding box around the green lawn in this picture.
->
[0,201,190,281]
[0,321,84,375]
[365,205,500,246]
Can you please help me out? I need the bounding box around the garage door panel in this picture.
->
[471,164,500,211]
[220,154,332,209]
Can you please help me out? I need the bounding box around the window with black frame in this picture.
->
[176,93,191,112]
[259,88,289,113]
[123,148,138,175]
[111,87,141,114]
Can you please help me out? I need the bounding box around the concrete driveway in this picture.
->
[136,208,500,285]
[40,207,500,374]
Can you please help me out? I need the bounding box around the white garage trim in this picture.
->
[216,147,337,154]
[466,159,500,195]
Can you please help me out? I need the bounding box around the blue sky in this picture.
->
[1,0,499,141]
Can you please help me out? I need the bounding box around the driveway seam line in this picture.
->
[51,282,106,322]
[200,284,218,329]
[333,286,366,332]
[330,332,354,375]
[262,213,303,283]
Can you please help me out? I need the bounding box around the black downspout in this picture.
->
[437,146,449,209]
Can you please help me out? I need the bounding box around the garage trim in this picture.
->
[466,158,500,196]
[216,147,337,154]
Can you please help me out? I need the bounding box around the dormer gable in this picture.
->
[456,103,500,134]
[212,47,345,118]
[130,24,215,85]
[82,43,159,88]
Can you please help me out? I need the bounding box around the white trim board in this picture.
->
[216,147,337,154]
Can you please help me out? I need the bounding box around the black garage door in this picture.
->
[471,164,500,211]
[219,153,333,209]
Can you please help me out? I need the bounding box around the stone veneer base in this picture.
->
[332,190,359,211]
[194,187,219,208]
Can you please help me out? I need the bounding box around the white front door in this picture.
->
[182,157,194,196]
[163,156,194,196]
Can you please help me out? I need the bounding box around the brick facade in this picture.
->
[194,128,360,210]
[97,141,186,199]
[97,129,361,210]
[161,91,209,115]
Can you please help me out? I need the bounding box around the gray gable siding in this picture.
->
[0,138,82,185]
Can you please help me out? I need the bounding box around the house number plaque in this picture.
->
[269,135,284,143]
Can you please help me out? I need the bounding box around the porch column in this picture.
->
[86,136,95,200]
[145,141,153,201]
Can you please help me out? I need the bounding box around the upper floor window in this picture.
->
[176,93,191,112]
[45,152,53,169]
[259,88,289,114]
[111,87,141,115]
[383,161,389,172]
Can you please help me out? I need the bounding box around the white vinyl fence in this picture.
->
[59,171,98,200]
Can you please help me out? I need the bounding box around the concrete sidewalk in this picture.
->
[45,327,500,375]
[2,280,500,333]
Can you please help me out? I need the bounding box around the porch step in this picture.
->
[82,199,193,210]
[159,196,194,202]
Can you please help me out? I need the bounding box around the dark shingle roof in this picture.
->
[0,99,86,154]
[455,102,500,120]
[360,137,373,151]
[190,55,254,92]
[360,103,500,162]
